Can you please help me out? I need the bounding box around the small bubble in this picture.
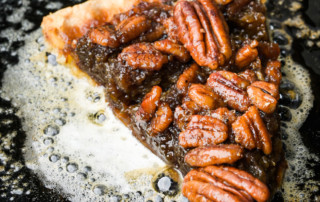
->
[93,185,107,196]
[49,154,60,163]
[97,113,106,123]
[66,163,78,173]
[43,138,54,145]
[53,108,61,114]
[77,173,87,180]
[43,125,60,136]
[60,112,67,117]
[47,54,57,66]
[62,157,69,163]
[157,176,171,192]
[47,147,54,153]
[84,166,92,173]
[55,118,66,126]
[155,195,164,202]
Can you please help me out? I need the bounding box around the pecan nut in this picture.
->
[183,165,270,202]
[185,144,243,167]
[232,106,272,154]
[136,86,162,121]
[88,25,120,48]
[176,63,199,92]
[207,71,251,112]
[183,169,254,202]
[188,84,221,110]
[209,107,237,125]
[265,60,282,85]
[174,0,232,69]
[179,115,228,148]
[174,100,201,131]
[118,43,168,70]
[235,40,259,68]
[247,81,279,114]
[151,102,173,134]
[239,69,257,84]
[154,39,191,63]
[116,15,151,44]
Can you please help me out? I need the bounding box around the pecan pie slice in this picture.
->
[42,0,287,200]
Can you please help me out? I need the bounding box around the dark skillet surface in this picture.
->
[0,0,319,201]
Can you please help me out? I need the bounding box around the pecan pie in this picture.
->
[42,0,287,200]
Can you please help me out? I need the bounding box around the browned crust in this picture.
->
[41,0,159,53]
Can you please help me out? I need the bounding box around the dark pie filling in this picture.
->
[73,0,286,199]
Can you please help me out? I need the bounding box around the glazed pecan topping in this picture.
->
[116,15,151,44]
[185,144,243,167]
[235,40,259,68]
[179,115,228,148]
[188,84,221,110]
[247,81,279,114]
[265,60,282,85]
[118,43,168,70]
[239,69,257,84]
[163,17,179,43]
[140,24,166,42]
[174,0,232,69]
[176,63,199,92]
[136,86,162,121]
[209,107,237,125]
[214,0,233,5]
[88,25,119,48]
[174,100,201,131]
[207,71,251,112]
[183,166,270,202]
[153,39,191,63]
[151,102,173,134]
[232,106,272,154]
[184,169,254,202]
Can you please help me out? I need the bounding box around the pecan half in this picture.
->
[179,115,228,148]
[183,169,254,202]
[174,0,232,69]
[136,86,162,121]
[116,15,151,44]
[185,144,243,167]
[174,100,201,131]
[151,102,173,134]
[154,39,191,63]
[209,107,237,125]
[139,24,166,42]
[265,60,282,85]
[257,42,280,61]
[188,84,221,110]
[163,17,179,43]
[235,40,259,68]
[214,0,233,5]
[88,25,119,48]
[247,81,279,114]
[207,71,251,112]
[239,69,257,84]
[176,63,199,92]
[200,166,269,202]
[232,106,272,154]
[118,43,168,70]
